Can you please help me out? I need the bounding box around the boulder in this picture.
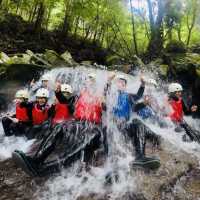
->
[81,61,93,65]
[0,52,11,63]
[132,55,145,69]
[165,40,187,53]
[106,55,122,65]
[0,63,46,83]
[60,50,75,65]
[43,49,62,65]
[162,53,200,87]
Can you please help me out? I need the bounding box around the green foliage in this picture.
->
[1,0,200,58]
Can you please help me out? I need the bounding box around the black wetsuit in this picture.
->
[27,120,106,176]
[17,91,107,176]
[112,85,161,160]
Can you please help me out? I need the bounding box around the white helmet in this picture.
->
[168,83,183,93]
[36,88,49,98]
[61,84,72,93]
[115,74,127,81]
[41,74,51,81]
[15,90,29,99]
[88,73,96,80]
[147,78,158,87]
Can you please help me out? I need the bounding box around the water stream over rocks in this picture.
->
[0,66,200,200]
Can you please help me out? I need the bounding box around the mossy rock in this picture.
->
[165,40,187,53]
[165,53,200,68]
[106,55,122,65]
[0,52,10,63]
[190,43,200,54]
[60,51,75,65]
[159,64,169,77]
[0,63,46,83]
[43,49,62,65]
[196,69,200,77]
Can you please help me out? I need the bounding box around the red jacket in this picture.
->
[169,98,183,123]
[32,104,49,125]
[74,90,102,124]
[52,103,71,124]
[16,104,29,122]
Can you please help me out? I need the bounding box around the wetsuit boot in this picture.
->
[127,119,161,169]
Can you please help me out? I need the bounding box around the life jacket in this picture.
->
[32,104,49,125]
[113,91,131,120]
[169,98,183,123]
[16,103,29,122]
[52,103,70,124]
[74,90,102,124]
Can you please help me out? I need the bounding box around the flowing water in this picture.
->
[0,66,200,200]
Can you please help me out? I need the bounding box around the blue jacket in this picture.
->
[113,85,145,120]
[113,91,131,120]
[137,106,154,120]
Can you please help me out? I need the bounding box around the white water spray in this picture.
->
[0,66,199,199]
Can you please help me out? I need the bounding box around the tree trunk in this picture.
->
[29,1,39,22]
[100,28,106,46]
[62,0,73,36]
[34,2,45,34]
[62,12,70,35]
[15,1,21,14]
[111,22,132,58]
[186,0,197,46]
[84,25,91,40]
[146,0,164,60]
[129,0,138,55]
[73,16,80,37]
[45,7,52,30]
[92,1,100,43]
[176,24,182,42]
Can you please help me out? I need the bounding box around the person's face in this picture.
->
[86,77,96,87]
[175,91,182,98]
[42,80,49,88]
[15,97,25,104]
[117,79,127,91]
[144,95,151,105]
[62,92,72,98]
[37,97,47,106]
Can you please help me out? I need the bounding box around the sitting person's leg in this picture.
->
[2,117,15,136]
[124,118,161,169]
[35,122,104,175]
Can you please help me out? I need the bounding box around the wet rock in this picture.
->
[165,40,187,53]
[60,50,75,65]
[0,63,46,82]
[77,192,147,200]
[190,43,200,54]
[81,61,93,65]
[127,140,198,200]
[132,55,145,69]
[43,49,62,65]
[106,55,122,65]
[0,52,10,63]
[26,50,51,66]
[0,139,199,200]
